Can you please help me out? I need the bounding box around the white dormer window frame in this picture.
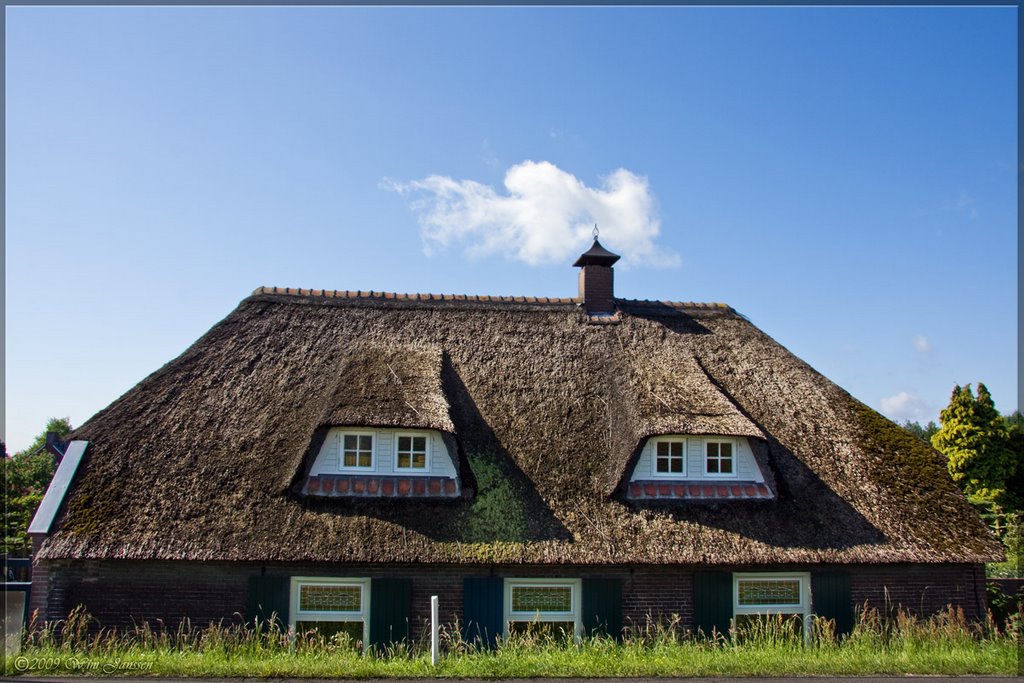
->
[338,431,376,472]
[703,437,737,478]
[649,436,688,479]
[394,431,430,471]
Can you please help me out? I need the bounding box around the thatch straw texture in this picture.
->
[318,343,453,432]
[39,290,1001,565]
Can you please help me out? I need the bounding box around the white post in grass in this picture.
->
[430,595,440,666]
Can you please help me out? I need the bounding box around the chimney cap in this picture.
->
[573,239,621,267]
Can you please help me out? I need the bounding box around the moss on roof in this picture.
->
[39,290,1001,565]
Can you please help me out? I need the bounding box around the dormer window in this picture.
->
[652,437,687,477]
[704,439,735,477]
[396,434,429,470]
[341,432,375,470]
[626,434,773,501]
[302,426,462,499]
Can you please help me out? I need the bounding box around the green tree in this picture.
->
[2,417,72,555]
[900,420,939,443]
[1003,411,1024,513]
[932,384,1015,506]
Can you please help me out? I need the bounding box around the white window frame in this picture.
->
[289,577,370,645]
[703,437,738,478]
[649,436,688,479]
[394,431,431,472]
[733,572,811,643]
[504,578,582,639]
[337,431,376,472]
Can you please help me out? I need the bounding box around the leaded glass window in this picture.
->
[505,579,581,640]
[299,584,362,613]
[291,578,369,648]
[732,573,810,644]
[511,586,573,613]
[737,579,802,607]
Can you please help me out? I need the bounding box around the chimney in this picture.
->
[573,235,620,315]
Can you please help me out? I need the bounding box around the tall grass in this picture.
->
[7,603,1018,677]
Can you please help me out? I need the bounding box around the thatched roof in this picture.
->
[39,287,1002,565]
[317,343,453,433]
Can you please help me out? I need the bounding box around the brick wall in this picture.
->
[622,567,694,628]
[849,563,987,621]
[578,266,614,314]
[31,558,248,630]
[29,560,986,636]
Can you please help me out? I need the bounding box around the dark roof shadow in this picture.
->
[626,434,887,551]
[617,301,713,335]
[286,353,572,545]
[435,352,573,544]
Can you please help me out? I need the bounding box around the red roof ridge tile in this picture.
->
[251,287,731,312]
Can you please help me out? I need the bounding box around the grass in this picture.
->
[6,605,1019,677]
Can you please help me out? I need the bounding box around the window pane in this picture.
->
[299,584,362,612]
[398,436,411,451]
[413,436,426,451]
[508,621,575,641]
[707,442,719,458]
[738,579,801,606]
[721,443,732,458]
[344,435,357,450]
[511,586,572,613]
[656,442,669,457]
[707,459,719,473]
[671,442,683,457]
[343,452,356,467]
[295,620,363,644]
[720,458,733,474]
[397,453,410,468]
[358,435,372,451]
[733,614,804,645]
[412,453,426,468]
[358,453,371,467]
[670,459,683,473]
[656,459,669,473]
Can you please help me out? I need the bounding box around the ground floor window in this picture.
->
[733,572,810,642]
[504,578,581,640]
[290,577,369,646]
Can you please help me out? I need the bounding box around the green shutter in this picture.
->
[582,577,623,640]
[246,575,290,630]
[693,571,733,639]
[463,576,504,649]
[811,571,853,639]
[369,577,412,649]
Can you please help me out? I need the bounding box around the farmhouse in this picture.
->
[29,240,1000,646]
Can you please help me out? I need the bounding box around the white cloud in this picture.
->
[913,334,932,355]
[880,392,929,422]
[383,160,679,268]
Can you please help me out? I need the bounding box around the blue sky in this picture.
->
[4,6,1017,452]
